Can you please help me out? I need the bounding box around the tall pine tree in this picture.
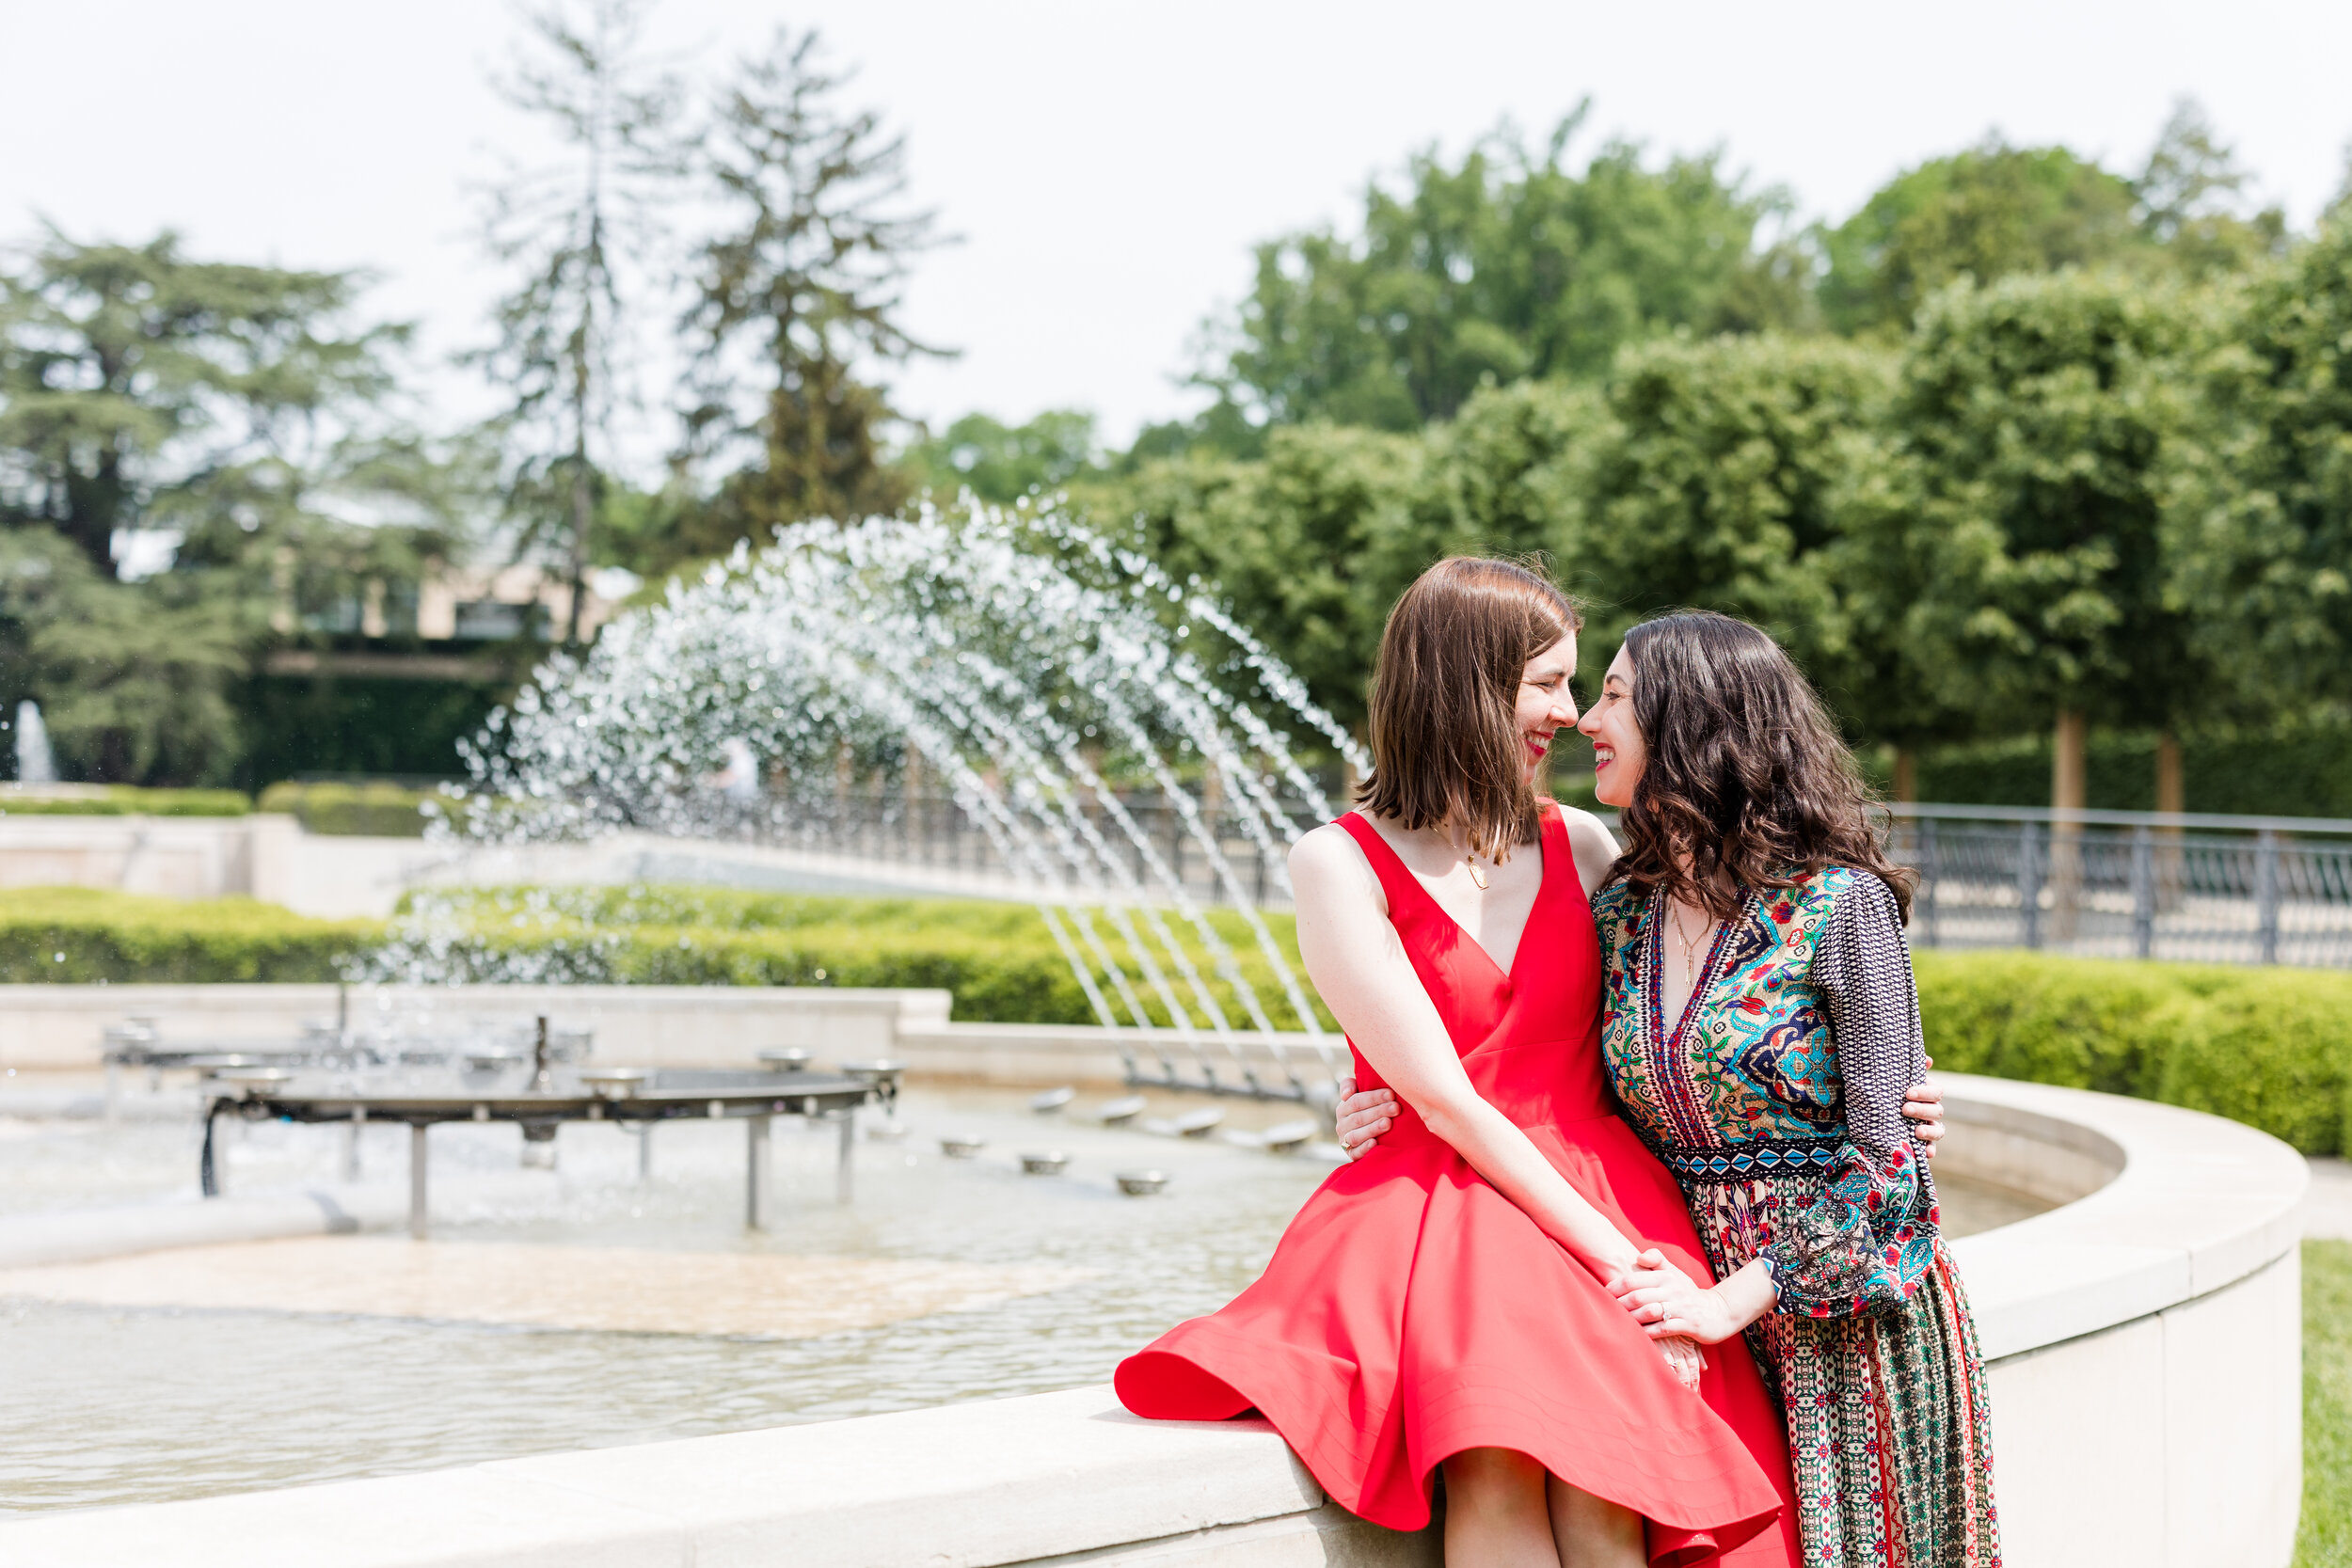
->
[673,26,945,562]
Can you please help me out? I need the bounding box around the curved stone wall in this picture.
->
[1,1074,2309,1567]
[1940,1073,2308,1568]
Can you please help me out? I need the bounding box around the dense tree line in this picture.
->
[925,101,2345,811]
[1077,227,2352,809]
[4,0,2348,817]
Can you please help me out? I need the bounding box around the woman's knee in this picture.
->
[1442,1446,1547,1501]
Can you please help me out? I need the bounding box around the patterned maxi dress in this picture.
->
[1591,867,2000,1568]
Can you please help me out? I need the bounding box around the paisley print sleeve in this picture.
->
[1761,872,1939,1318]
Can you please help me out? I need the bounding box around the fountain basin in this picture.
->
[0,1073,2302,1567]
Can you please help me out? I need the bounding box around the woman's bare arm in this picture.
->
[1290,824,1647,1282]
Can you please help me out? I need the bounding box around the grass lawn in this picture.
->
[2299,1241,2352,1566]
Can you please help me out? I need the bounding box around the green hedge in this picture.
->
[257,780,436,837]
[0,786,251,817]
[0,887,371,982]
[1915,950,2352,1156]
[8,884,2349,1154]
[383,886,1335,1029]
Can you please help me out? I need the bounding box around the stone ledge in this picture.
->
[0,1387,1368,1568]
[1941,1073,2308,1359]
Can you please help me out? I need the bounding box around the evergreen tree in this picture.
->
[0,229,399,572]
[2130,98,2288,279]
[470,0,682,642]
[673,25,945,562]
[0,229,438,782]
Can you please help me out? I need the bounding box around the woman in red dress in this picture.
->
[1117,559,1800,1567]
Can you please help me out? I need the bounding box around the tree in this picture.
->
[2131,98,2287,280]
[1817,138,2145,335]
[2169,218,2352,718]
[0,228,439,782]
[1197,109,1805,434]
[675,25,945,557]
[902,409,1100,504]
[1410,378,1597,571]
[1120,380,1599,736]
[0,527,247,782]
[470,0,681,643]
[0,229,402,573]
[1878,272,2203,816]
[1572,333,1888,656]
[1128,424,1425,736]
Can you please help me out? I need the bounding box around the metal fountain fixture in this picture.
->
[198,1016,901,1239]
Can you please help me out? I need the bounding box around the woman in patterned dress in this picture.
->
[1576,610,1998,1568]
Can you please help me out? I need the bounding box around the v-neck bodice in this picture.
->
[1334,805,1618,1131]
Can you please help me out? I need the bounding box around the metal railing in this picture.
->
[692,790,2352,967]
[701,786,1302,910]
[1887,802,2352,968]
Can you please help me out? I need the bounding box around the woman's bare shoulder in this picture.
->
[1290,821,1384,907]
[1550,805,1621,890]
[1553,804,1617,851]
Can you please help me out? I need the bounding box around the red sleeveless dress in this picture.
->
[1117,807,1799,1567]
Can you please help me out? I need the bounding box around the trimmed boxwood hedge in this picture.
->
[1913,950,2352,1158]
[376,886,1335,1032]
[0,787,250,817]
[0,887,372,982]
[256,781,436,837]
[4,884,2347,1155]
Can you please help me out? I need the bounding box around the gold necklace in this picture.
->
[1451,830,1490,890]
[1669,900,1716,988]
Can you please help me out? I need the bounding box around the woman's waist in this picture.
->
[1632,1131,1852,1184]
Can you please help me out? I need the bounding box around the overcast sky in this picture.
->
[6,0,2348,461]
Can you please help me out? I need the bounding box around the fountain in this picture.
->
[389,501,1368,1104]
[15,697,56,784]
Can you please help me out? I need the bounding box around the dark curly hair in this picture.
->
[1604,610,1915,922]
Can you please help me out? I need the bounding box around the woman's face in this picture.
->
[1517,635,1580,789]
[1577,644,1645,808]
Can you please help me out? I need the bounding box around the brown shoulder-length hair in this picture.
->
[1605,610,1915,922]
[1356,557,1581,861]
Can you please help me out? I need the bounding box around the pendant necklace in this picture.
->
[1454,831,1490,890]
[1670,899,1717,990]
